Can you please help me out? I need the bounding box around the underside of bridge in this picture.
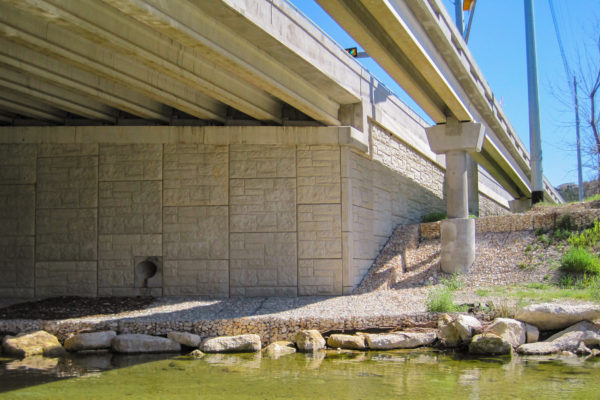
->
[0,0,561,298]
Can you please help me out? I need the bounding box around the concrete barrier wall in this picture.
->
[0,124,509,298]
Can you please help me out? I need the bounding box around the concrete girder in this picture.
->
[0,41,171,122]
[0,90,65,122]
[0,112,12,123]
[3,0,282,124]
[0,68,117,122]
[316,0,471,123]
[104,0,341,125]
[0,3,228,123]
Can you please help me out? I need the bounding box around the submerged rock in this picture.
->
[469,333,512,355]
[188,349,205,358]
[438,314,482,347]
[263,341,296,358]
[64,331,116,352]
[200,334,261,353]
[111,334,181,354]
[167,331,202,348]
[2,330,65,357]
[515,303,600,330]
[327,334,365,350]
[364,331,437,350]
[486,318,526,348]
[295,330,325,352]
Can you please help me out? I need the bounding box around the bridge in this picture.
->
[0,0,561,298]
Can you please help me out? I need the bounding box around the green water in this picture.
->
[1,350,600,399]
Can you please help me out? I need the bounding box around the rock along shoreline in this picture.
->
[2,302,600,360]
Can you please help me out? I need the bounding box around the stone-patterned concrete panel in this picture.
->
[230,178,296,232]
[298,204,342,259]
[0,144,36,184]
[298,259,342,295]
[297,145,340,204]
[163,144,228,206]
[480,194,510,217]
[35,261,97,297]
[98,234,162,288]
[163,206,228,260]
[0,236,34,295]
[99,144,162,181]
[230,232,297,296]
[99,181,162,234]
[36,156,98,209]
[38,144,98,157]
[163,260,228,296]
[0,185,34,235]
[230,145,295,178]
[36,208,97,261]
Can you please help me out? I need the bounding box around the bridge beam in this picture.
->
[426,118,485,274]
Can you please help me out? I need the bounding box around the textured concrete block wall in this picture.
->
[341,123,446,293]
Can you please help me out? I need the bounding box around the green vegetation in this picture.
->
[440,273,463,291]
[560,247,600,275]
[420,212,447,223]
[426,274,467,312]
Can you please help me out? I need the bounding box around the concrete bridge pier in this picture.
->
[426,118,485,273]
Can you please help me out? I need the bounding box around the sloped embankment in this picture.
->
[354,202,600,294]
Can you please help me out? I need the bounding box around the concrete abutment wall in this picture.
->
[0,124,509,298]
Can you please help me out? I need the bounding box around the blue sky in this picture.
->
[288,0,599,187]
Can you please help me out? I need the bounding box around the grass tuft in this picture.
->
[420,212,447,223]
[560,247,600,275]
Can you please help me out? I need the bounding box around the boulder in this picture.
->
[2,330,65,357]
[200,334,261,353]
[469,333,512,355]
[294,330,326,352]
[111,334,181,354]
[262,341,296,358]
[546,320,600,351]
[515,303,600,330]
[517,320,600,355]
[517,342,562,355]
[64,331,116,352]
[486,318,526,348]
[167,331,202,348]
[188,349,205,358]
[525,323,539,343]
[438,314,482,347]
[364,331,437,350]
[327,334,366,350]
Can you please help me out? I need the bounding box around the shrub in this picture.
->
[421,212,447,223]
[426,287,457,312]
[568,220,600,249]
[441,273,463,291]
[560,247,600,275]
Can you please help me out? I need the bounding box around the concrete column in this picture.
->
[467,156,479,217]
[425,119,485,274]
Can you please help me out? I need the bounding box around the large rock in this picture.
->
[364,331,437,350]
[262,341,296,358]
[111,334,181,354]
[515,303,600,330]
[517,342,562,355]
[295,330,326,352]
[64,331,116,352]
[200,334,261,353]
[525,324,540,343]
[438,314,482,347]
[517,321,600,355]
[327,334,365,350]
[2,330,65,357]
[486,318,526,348]
[469,333,512,355]
[167,331,202,348]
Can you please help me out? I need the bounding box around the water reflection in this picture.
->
[0,351,599,399]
